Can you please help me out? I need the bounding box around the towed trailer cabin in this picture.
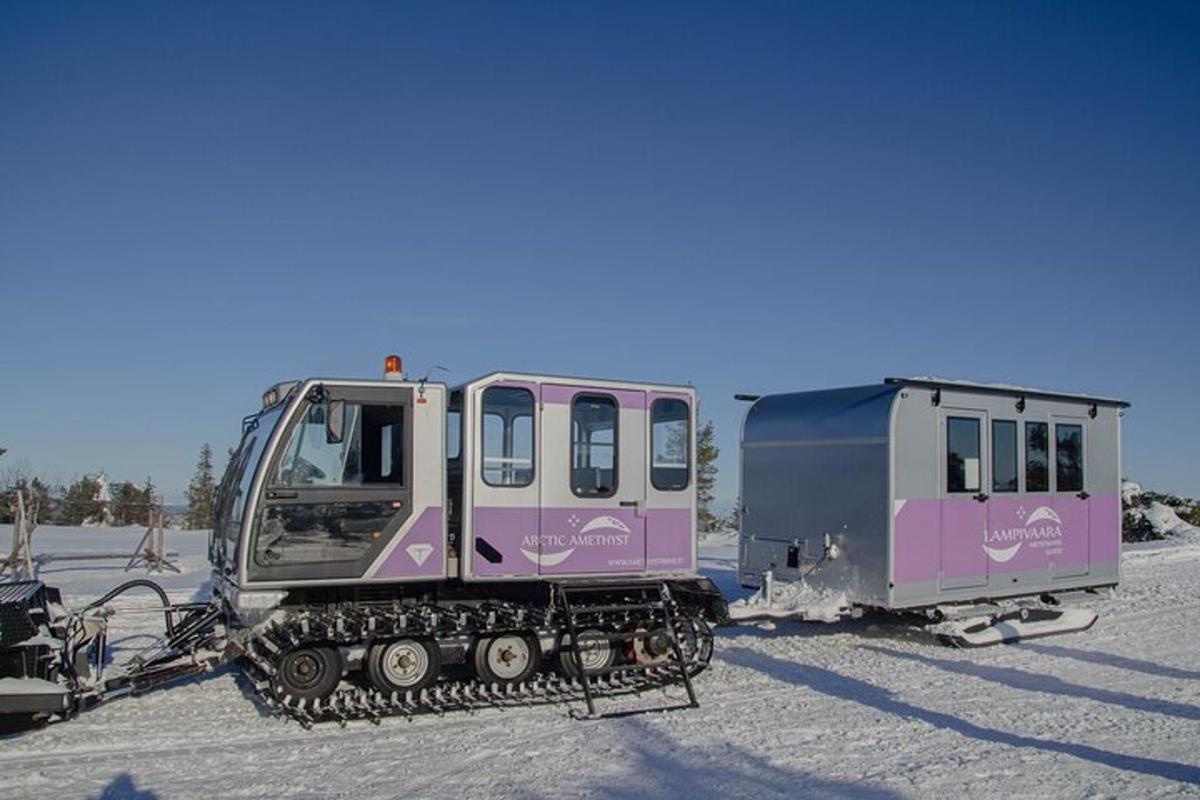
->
[737,378,1127,644]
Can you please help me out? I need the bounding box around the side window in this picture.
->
[1056,423,1084,493]
[991,420,1018,493]
[273,402,404,487]
[571,394,618,497]
[651,399,690,491]
[946,416,981,494]
[481,387,534,487]
[1025,421,1049,492]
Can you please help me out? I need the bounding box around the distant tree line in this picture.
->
[0,467,158,527]
[0,443,220,530]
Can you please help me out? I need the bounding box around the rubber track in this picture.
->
[241,599,714,727]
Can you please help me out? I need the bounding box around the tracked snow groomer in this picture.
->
[0,359,726,727]
[734,378,1127,646]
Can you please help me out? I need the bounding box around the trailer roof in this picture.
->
[884,377,1130,408]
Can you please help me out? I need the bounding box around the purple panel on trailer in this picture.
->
[472,506,539,577]
[894,494,1120,586]
[893,500,940,583]
[1090,493,1120,564]
[373,507,445,578]
[541,384,647,409]
[645,508,693,571]
[985,497,1085,573]
[940,498,988,579]
[1052,495,1090,570]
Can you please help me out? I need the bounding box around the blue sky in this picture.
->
[2,2,1197,506]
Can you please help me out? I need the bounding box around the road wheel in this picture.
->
[366,638,441,693]
[558,629,616,678]
[272,645,342,701]
[473,633,539,686]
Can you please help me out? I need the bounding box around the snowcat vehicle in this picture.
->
[0,358,727,727]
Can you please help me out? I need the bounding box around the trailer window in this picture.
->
[946,416,980,493]
[572,394,618,497]
[482,387,534,487]
[274,402,404,487]
[992,420,1018,493]
[1025,421,1049,492]
[1056,423,1084,493]
[651,399,690,491]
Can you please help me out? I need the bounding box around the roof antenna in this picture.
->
[415,365,450,405]
[420,365,450,384]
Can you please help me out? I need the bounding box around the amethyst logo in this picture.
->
[406,542,434,566]
[520,514,633,567]
[982,505,1063,563]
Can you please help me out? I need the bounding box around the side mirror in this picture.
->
[326,400,346,444]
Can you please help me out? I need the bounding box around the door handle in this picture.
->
[1077,491,1090,500]
[974,492,989,503]
[266,489,298,500]
[619,499,647,518]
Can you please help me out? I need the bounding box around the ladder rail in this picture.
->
[557,583,598,717]
[555,580,701,719]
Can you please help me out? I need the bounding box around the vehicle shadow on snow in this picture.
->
[521,716,899,800]
[863,645,1200,723]
[1014,642,1200,681]
[89,772,159,799]
[721,646,1200,786]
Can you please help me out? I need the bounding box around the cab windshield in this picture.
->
[211,405,285,567]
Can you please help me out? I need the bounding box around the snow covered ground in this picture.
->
[3,526,1200,799]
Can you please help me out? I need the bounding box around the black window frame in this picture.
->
[1025,421,1050,493]
[570,392,619,499]
[272,400,407,489]
[480,386,536,489]
[650,398,691,492]
[991,419,1018,493]
[946,415,982,494]
[1055,422,1085,493]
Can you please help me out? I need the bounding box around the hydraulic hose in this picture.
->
[83,579,176,637]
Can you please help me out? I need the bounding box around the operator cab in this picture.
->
[212,363,448,593]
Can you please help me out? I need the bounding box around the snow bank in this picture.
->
[727,579,851,623]
[1122,480,1200,543]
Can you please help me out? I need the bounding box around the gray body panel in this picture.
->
[739,379,1126,611]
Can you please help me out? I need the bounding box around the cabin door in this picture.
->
[644,393,695,573]
[470,382,541,579]
[537,385,647,575]
[939,409,989,590]
[1051,415,1090,579]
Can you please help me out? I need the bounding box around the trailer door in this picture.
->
[1051,416,1090,578]
[537,385,647,575]
[939,410,989,590]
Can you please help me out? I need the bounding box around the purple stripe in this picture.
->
[893,493,1121,587]
[469,506,693,577]
[373,507,445,578]
[541,384,647,409]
